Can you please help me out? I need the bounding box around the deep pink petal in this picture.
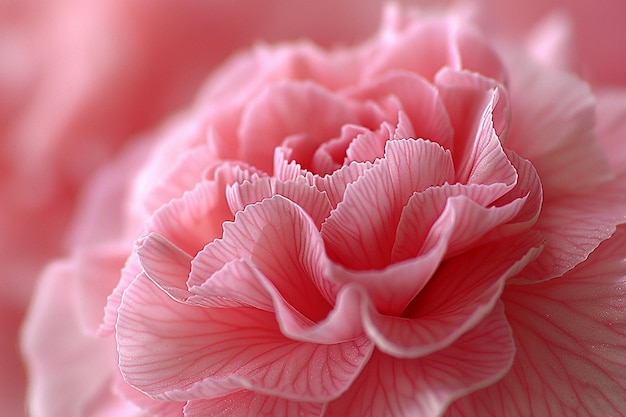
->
[184,391,325,417]
[116,274,373,402]
[325,303,514,417]
[364,232,542,358]
[239,81,360,172]
[445,226,626,416]
[322,139,454,270]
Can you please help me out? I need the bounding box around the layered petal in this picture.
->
[446,226,626,417]
[325,303,515,417]
[116,273,373,402]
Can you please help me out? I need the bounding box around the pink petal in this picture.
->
[238,81,360,172]
[503,56,611,196]
[325,302,514,417]
[140,233,364,344]
[445,226,626,416]
[364,19,506,85]
[226,176,331,228]
[311,124,372,174]
[184,391,325,417]
[391,182,509,262]
[344,122,395,164]
[322,139,454,270]
[436,70,515,186]
[146,162,248,256]
[116,274,373,402]
[596,91,626,175]
[73,244,129,334]
[189,195,334,319]
[347,71,453,150]
[519,180,626,282]
[99,252,142,336]
[311,160,373,209]
[21,261,129,417]
[363,232,542,358]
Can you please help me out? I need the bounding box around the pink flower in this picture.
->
[22,5,626,417]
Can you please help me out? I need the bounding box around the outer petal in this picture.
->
[325,303,515,417]
[445,226,626,417]
[503,55,611,195]
[184,391,325,417]
[116,273,373,402]
[363,232,542,358]
[21,261,141,417]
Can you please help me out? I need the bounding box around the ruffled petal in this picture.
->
[445,226,626,416]
[363,232,542,358]
[238,81,360,172]
[189,195,334,319]
[184,391,325,417]
[325,302,514,417]
[226,176,331,228]
[322,139,454,270]
[116,274,373,402]
[346,71,454,150]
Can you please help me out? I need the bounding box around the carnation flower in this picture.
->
[22,5,626,417]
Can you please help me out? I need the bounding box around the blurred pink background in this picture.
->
[1,0,625,416]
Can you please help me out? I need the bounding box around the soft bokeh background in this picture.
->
[1,0,624,416]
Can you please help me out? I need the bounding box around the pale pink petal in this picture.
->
[445,226,626,416]
[503,56,611,195]
[226,176,331,228]
[325,303,514,417]
[116,274,373,402]
[22,261,131,417]
[322,139,454,270]
[189,195,334,318]
[99,252,142,335]
[238,81,360,172]
[114,375,185,417]
[135,144,217,218]
[146,162,249,256]
[347,71,454,150]
[364,19,506,85]
[363,232,542,358]
[74,244,130,334]
[184,391,325,417]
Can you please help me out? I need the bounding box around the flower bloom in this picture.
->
[22,5,626,417]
